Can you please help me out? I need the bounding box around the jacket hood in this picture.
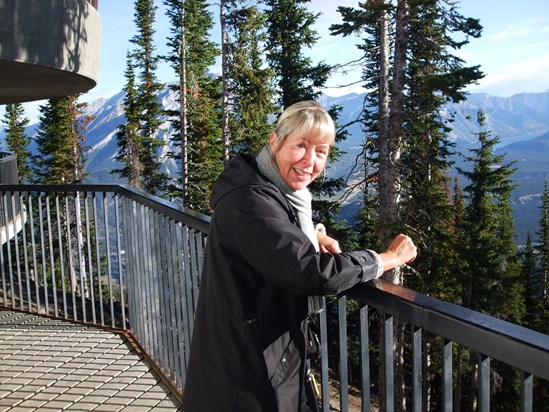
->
[211,154,281,210]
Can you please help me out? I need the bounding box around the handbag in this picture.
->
[306,316,321,360]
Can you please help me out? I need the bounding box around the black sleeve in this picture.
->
[216,185,381,296]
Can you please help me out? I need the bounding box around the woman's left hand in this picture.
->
[317,231,342,254]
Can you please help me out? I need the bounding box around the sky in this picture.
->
[10,0,549,123]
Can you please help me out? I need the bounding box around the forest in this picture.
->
[2,0,549,410]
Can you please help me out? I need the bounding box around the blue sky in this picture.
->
[11,0,549,122]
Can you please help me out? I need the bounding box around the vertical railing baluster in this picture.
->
[84,192,97,324]
[338,296,349,412]
[479,353,490,412]
[18,193,31,311]
[10,192,23,310]
[181,226,194,339]
[102,192,114,327]
[142,203,154,354]
[28,194,41,313]
[55,195,67,318]
[412,325,422,412]
[74,192,87,322]
[46,195,58,315]
[38,194,49,315]
[120,197,133,329]
[134,201,146,346]
[165,217,178,388]
[319,302,330,412]
[114,194,126,329]
[153,210,167,376]
[177,222,192,379]
[442,338,453,411]
[169,220,185,390]
[0,193,9,306]
[520,371,533,412]
[65,195,77,320]
[189,229,200,313]
[2,193,15,308]
[384,313,395,412]
[92,192,104,325]
[359,304,370,412]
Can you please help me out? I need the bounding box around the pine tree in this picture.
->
[225,3,275,157]
[32,95,90,184]
[521,231,541,330]
[458,109,523,410]
[265,0,331,108]
[164,0,222,212]
[113,52,144,188]
[1,103,32,183]
[537,181,549,333]
[118,0,167,195]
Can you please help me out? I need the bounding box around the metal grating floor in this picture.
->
[0,309,182,411]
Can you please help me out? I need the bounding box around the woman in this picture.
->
[182,101,417,411]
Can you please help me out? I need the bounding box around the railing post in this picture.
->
[442,338,453,411]
[478,353,490,412]
[359,304,370,411]
[384,313,394,412]
[338,296,349,411]
[520,371,533,412]
[412,325,422,412]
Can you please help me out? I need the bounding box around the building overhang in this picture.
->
[0,0,101,104]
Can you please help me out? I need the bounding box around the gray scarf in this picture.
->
[256,145,324,313]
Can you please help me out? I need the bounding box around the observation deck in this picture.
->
[0,184,547,411]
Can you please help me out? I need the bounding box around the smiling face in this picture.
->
[270,132,330,191]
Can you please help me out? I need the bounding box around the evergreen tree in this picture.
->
[164,0,222,212]
[521,231,542,330]
[32,95,90,184]
[1,103,32,183]
[113,52,144,188]
[116,0,167,195]
[458,109,522,410]
[537,181,549,334]
[265,0,331,108]
[225,2,275,157]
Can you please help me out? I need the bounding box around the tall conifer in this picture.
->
[32,95,90,184]
[113,53,144,188]
[1,103,32,183]
[225,3,275,157]
[164,0,222,212]
[264,0,330,108]
[458,109,523,409]
[121,0,167,195]
[537,181,549,333]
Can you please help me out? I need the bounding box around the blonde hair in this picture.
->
[272,101,336,149]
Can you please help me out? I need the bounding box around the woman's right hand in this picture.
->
[378,234,417,272]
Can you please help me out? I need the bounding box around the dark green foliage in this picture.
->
[537,182,549,334]
[225,3,275,157]
[32,95,90,184]
[1,103,32,183]
[457,110,523,409]
[164,0,222,213]
[114,0,167,195]
[265,0,331,108]
[113,53,143,188]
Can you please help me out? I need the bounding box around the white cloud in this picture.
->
[488,27,534,41]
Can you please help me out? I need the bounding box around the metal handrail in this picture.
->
[0,184,547,411]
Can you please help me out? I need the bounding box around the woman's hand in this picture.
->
[378,234,417,271]
[316,230,342,254]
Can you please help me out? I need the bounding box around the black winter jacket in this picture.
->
[182,155,382,412]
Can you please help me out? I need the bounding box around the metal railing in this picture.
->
[0,184,547,411]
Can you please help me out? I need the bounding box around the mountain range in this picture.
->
[4,88,549,244]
